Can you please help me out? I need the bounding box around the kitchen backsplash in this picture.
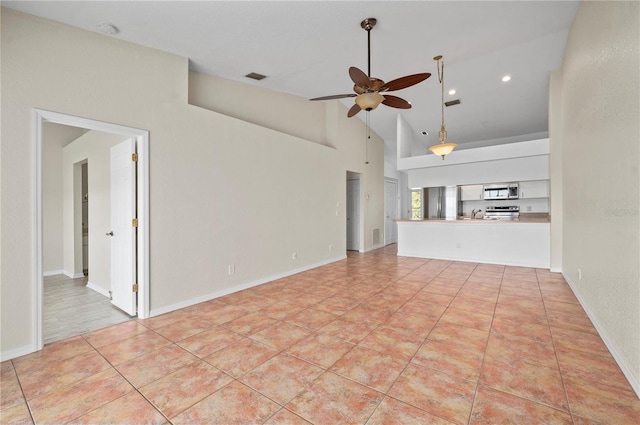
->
[461,198,549,216]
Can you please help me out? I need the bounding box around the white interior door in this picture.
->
[109,138,137,316]
[346,179,360,251]
[384,180,398,245]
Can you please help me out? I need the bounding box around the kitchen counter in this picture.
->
[396,213,550,224]
[396,215,550,268]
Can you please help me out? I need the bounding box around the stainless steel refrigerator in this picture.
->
[425,186,461,220]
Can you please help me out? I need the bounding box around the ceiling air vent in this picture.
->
[445,99,461,107]
[245,72,267,81]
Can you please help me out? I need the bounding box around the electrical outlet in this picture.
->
[578,268,582,280]
[228,264,235,275]
[292,252,297,260]
[329,243,333,251]
[527,206,532,212]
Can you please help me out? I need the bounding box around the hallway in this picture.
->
[43,274,133,344]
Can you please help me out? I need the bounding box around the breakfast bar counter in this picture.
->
[396,215,550,268]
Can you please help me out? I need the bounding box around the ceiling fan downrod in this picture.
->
[360,18,377,78]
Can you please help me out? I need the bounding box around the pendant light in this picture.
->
[428,55,457,159]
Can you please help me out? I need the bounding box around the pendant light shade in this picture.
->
[429,55,457,159]
[429,141,457,157]
[355,92,385,111]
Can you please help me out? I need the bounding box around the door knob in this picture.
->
[106,231,114,236]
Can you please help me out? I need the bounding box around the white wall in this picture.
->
[0,9,384,358]
[62,131,126,292]
[42,123,85,274]
[549,69,563,272]
[557,1,639,395]
[407,148,549,188]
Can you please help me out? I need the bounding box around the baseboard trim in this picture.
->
[363,243,385,253]
[43,269,64,277]
[150,255,347,317]
[1,344,37,362]
[63,270,85,279]
[86,281,111,298]
[397,250,550,269]
[563,272,640,399]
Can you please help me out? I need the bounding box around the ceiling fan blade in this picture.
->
[347,103,362,117]
[382,94,412,109]
[310,94,357,101]
[381,73,431,92]
[349,66,371,88]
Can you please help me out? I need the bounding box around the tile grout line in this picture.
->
[456,264,496,425]
[536,268,577,422]
[8,359,37,425]
[81,330,173,424]
[365,259,479,425]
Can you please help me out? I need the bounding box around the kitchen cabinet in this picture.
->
[519,180,549,199]
[460,185,484,201]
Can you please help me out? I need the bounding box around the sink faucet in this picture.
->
[471,209,482,219]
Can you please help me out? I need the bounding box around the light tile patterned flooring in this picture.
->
[2,245,639,424]
[43,274,133,345]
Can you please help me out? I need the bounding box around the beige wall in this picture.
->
[189,72,328,147]
[556,1,639,392]
[0,9,384,358]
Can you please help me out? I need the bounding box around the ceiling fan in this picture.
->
[310,18,431,117]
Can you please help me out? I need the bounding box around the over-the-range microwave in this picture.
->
[483,183,519,200]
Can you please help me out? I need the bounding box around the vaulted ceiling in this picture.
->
[3,1,580,157]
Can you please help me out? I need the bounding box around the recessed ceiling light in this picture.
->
[97,22,118,35]
[448,89,456,95]
[501,75,511,82]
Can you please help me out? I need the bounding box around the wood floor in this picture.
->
[43,274,133,344]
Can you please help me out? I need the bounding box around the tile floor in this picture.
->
[2,245,639,424]
[43,274,133,344]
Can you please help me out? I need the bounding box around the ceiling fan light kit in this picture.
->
[429,55,457,159]
[310,18,431,117]
[355,92,385,111]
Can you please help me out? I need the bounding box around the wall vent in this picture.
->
[245,72,267,80]
[372,228,380,245]
[445,99,461,107]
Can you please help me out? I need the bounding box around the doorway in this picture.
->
[34,110,149,351]
[384,179,398,245]
[81,162,89,275]
[346,172,361,251]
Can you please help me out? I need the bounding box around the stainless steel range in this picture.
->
[484,205,520,220]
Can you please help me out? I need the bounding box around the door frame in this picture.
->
[33,109,150,351]
[384,178,399,245]
[346,172,362,252]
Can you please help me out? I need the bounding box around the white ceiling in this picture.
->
[3,0,579,157]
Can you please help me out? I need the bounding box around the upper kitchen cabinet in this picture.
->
[519,180,549,199]
[460,185,484,201]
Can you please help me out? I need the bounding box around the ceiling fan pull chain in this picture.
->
[435,56,445,128]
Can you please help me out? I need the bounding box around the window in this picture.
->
[410,189,422,219]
